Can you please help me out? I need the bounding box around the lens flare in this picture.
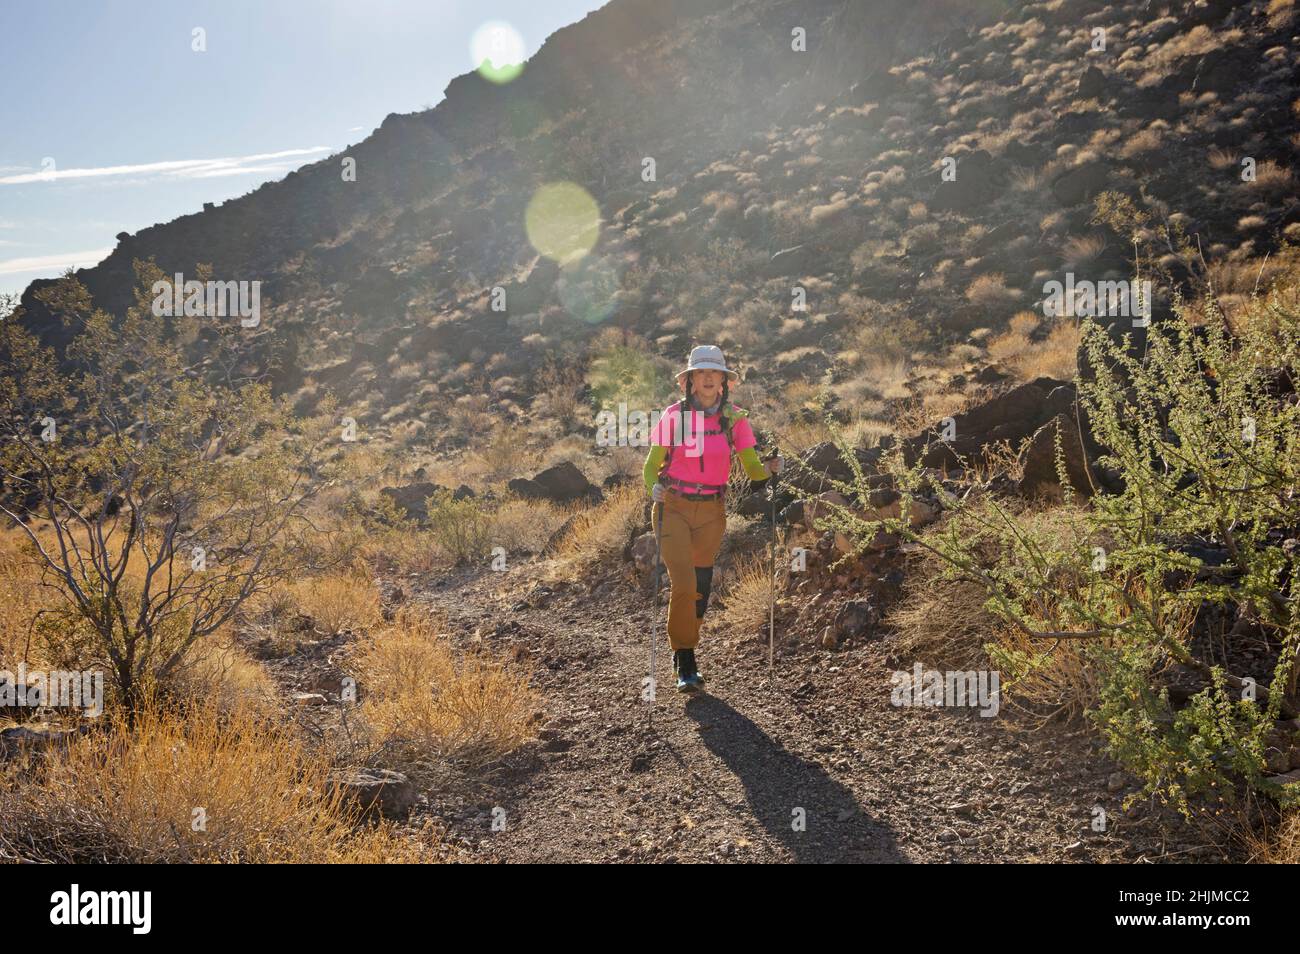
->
[557,254,620,325]
[525,182,601,264]
[471,21,525,84]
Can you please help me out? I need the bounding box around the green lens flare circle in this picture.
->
[525,182,601,264]
[471,21,525,84]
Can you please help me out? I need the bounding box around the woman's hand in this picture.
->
[765,455,784,477]
[651,482,666,502]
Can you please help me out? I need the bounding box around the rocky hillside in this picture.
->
[15,0,1299,447]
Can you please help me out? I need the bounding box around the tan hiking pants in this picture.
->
[651,490,727,651]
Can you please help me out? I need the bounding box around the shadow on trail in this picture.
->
[683,694,907,863]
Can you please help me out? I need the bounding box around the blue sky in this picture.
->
[0,0,607,299]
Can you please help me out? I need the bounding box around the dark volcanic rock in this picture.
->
[509,461,602,504]
[902,378,1076,469]
[1016,412,1095,499]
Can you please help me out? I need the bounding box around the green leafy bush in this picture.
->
[817,271,1300,816]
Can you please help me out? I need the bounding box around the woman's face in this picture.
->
[690,369,724,404]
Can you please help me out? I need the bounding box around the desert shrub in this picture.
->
[0,268,332,714]
[822,275,1300,816]
[425,489,495,566]
[965,273,1020,309]
[715,551,776,639]
[347,612,541,770]
[0,702,429,863]
[587,340,673,412]
[289,570,383,636]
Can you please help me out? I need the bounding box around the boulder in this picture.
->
[902,378,1076,469]
[508,461,602,504]
[834,599,880,640]
[930,150,1006,214]
[800,490,849,532]
[332,768,417,820]
[784,442,888,494]
[1016,413,1095,499]
[379,482,445,521]
[1050,161,1114,207]
[630,531,659,577]
[1076,65,1110,100]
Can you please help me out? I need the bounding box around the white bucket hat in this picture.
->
[675,344,739,382]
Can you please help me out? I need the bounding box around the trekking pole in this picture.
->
[650,493,663,722]
[767,447,780,669]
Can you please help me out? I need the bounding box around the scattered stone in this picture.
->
[332,768,417,819]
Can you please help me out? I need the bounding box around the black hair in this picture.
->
[681,371,729,412]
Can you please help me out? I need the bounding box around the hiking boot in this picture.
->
[674,648,704,692]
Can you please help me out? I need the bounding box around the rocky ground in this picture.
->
[313,559,1233,864]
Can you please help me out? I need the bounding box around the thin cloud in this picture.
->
[0,147,334,186]
[0,247,113,276]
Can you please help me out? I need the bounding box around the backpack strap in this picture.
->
[719,402,738,454]
[660,399,687,471]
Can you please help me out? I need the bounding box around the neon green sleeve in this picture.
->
[643,444,668,494]
[738,446,769,482]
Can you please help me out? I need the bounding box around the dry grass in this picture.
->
[469,422,538,482]
[965,273,1020,309]
[491,497,571,555]
[986,327,1031,363]
[1267,0,1296,28]
[287,570,383,637]
[716,553,774,639]
[1062,234,1108,269]
[921,389,969,423]
[0,529,54,668]
[347,612,541,770]
[1010,319,1080,382]
[164,632,280,717]
[861,354,911,400]
[547,483,644,580]
[1245,160,1294,197]
[1249,809,1300,862]
[0,702,432,863]
[890,547,998,670]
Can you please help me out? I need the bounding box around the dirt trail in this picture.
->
[403,560,1229,863]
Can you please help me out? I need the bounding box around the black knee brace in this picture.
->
[694,566,714,619]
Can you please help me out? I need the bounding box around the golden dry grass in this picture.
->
[890,546,999,670]
[1249,809,1300,862]
[287,570,383,636]
[716,553,774,639]
[965,273,1020,309]
[547,483,644,580]
[491,497,571,555]
[0,529,54,668]
[986,327,1030,363]
[164,633,280,718]
[0,702,432,863]
[1010,319,1080,382]
[347,612,541,770]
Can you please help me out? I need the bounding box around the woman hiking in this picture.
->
[643,345,782,692]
